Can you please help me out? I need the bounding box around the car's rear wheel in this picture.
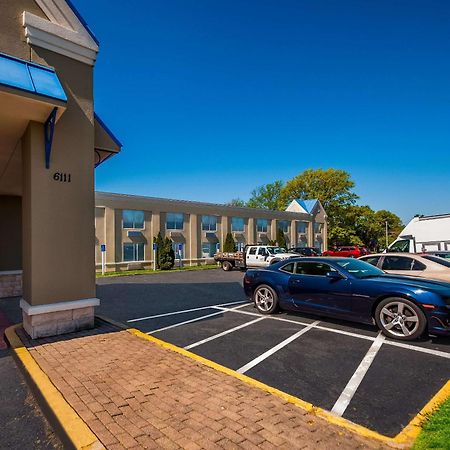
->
[222,261,233,271]
[375,297,426,341]
[253,284,279,314]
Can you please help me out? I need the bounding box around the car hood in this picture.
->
[363,274,450,295]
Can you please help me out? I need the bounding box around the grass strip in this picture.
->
[96,264,219,278]
[412,397,450,450]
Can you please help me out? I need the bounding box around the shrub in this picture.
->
[276,228,287,250]
[223,232,236,252]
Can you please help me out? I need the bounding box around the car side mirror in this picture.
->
[326,271,343,280]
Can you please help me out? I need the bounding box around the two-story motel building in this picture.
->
[95,193,328,271]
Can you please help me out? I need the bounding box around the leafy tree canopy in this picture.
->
[247,180,283,210]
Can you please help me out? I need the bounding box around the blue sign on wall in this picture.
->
[100,244,106,252]
[178,243,183,251]
[153,243,157,251]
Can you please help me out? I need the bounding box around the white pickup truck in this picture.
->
[214,245,298,271]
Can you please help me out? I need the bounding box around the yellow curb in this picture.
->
[393,379,450,445]
[120,323,450,449]
[5,324,105,450]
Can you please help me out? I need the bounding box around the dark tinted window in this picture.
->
[412,260,426,270]
[295,262,335,276]
[362,256,381,267]
[248,247,257,255]
[258,247,268,256]
[382,256,414,271]
[422,255,450,268]
[280,262,294,273]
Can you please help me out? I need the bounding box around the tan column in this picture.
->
[247,217,255,244]
[221,216,229,247]
[189,213,199,265]
[151,211,161,263]
[308,222,314,247]
[323,221,328,251]
[105,207,116,267]
[21,118,96,339]
[290,220,297,247]
[271,219,277,242]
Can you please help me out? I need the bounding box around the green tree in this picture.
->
[153,232,175,270]
[227,198,246,207]
[279,168,358,211]
[374,210,403,249]
[223,232,236,252]
[279,168,359,247]
[246,181,284,210]
[276,228,287,249]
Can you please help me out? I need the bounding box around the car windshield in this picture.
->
[335,259,384,279]
[267,247,285,254]
[422,255,450,268]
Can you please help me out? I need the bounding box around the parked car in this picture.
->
[288,247,321,256]
[425,251,450,260]
[322,246,369,258]
[359,253,450,283]
[243,257,450,340]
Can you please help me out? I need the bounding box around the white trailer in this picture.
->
[388,213,450,253]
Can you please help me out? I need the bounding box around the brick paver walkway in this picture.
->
[19,321,388,449]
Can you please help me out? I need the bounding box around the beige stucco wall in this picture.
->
[0,196,22,271]
[0,0,47,61]
[0,1,97,306]
[95,192,328,270]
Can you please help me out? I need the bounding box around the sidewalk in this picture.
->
[11,319,388,450]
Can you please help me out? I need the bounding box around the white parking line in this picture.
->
[126,301,246,323]
[219,305,450,360]
[184,317,265,350]
[146,303,249,334]
[331,333,385,417]
[236,321,320,374]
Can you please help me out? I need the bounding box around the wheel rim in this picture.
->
[255,287,274,312]
[379,301,420,337]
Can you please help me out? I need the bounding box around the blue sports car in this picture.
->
[243,257,450,340]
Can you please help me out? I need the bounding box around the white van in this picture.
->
[389,213,450,253]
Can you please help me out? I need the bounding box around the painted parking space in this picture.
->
[126,300,450,437]
[97,271,450,439]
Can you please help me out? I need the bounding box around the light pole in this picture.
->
[385,221,389,249]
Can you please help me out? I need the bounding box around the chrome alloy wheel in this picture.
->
[255,287,274,312]
[379,301,420,337]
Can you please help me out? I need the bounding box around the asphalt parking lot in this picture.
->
[97,269,450,438]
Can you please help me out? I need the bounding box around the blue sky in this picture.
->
[77,0,450,223]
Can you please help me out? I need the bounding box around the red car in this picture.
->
[322,246,369,258]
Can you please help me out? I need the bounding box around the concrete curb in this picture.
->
[5,324,105,450]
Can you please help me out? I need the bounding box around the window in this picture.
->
[295,262,335,276]
[123,210,144,229]
[297,222,308,234]
[362,256,381,267]
[389,239,410,252]
[382,256,415,271]
[166,212,184,230]
[123,243,144,261]
[172,242,184,259]
[280,262,294,273]
[258,247,269,256]
[278,221,289,233]
[412,260,426,270]
[422,255,450,268]
[231,217,245,232]
[248,247,257,255]
[314,223,323,234]
[202,242,216,257]
[335,259,384,278]
[256,219,268,233]
[201,215,217,231]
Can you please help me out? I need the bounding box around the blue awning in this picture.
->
[0,52,67,102]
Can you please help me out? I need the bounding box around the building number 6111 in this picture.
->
[53,172,71,183]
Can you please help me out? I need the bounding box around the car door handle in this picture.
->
[292,279,301,284]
